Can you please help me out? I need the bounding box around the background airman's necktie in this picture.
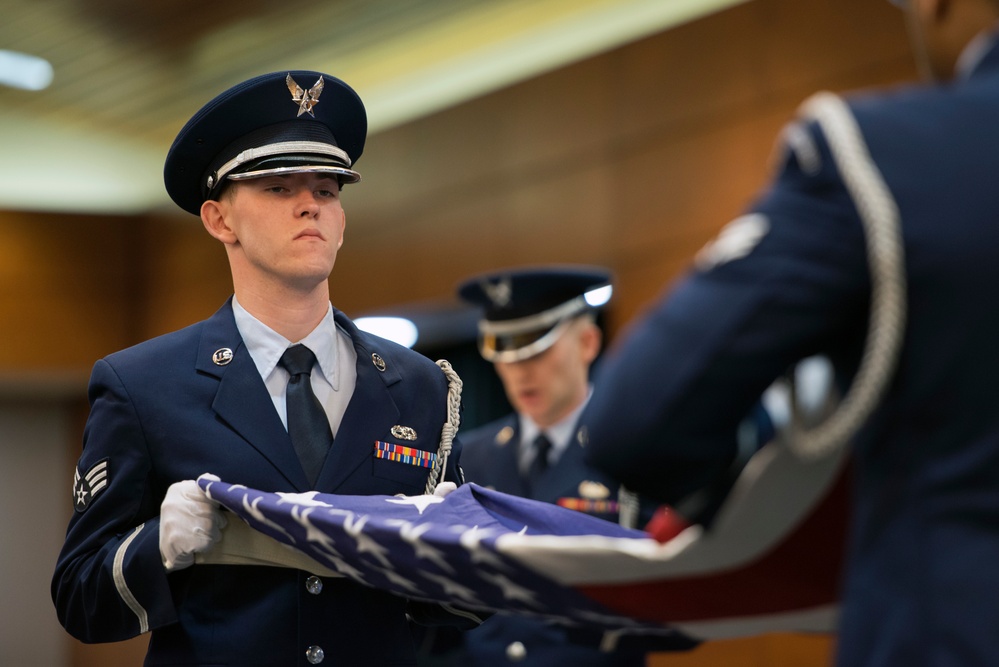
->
[528,432,552,492]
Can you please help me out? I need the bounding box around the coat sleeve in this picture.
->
[51,358,178,642]
[583,119,872,505]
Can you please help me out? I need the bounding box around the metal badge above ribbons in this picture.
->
[391,425,417,441]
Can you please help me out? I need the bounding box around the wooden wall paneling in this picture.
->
[606,1,771,146]
[648,632,836,667]
[606,106,793,331]
[335,0,915,331]
[345,37,616,256]
[333,158,616,317]
[139,214,233,339]
[489,57,618,174]
[70,635,149,667]
[346,91,509,228]
[0,212,141,372]
[755,0,911,96]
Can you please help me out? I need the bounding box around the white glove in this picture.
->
[433,481,457,498]
[159,475,227,572]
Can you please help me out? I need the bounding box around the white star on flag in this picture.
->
[370,565,423,594]
[343,514,392,567]
[479,571,540,606]
[461,526,509,570]
[386,493,445,515]
[421,571,482,605]
[293,506,342,555]
[244,493,294,541]
[325,554,367,582]
[387,519,455,573]
[277,491,332,507]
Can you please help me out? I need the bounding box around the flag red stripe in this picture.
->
[576,464,851,622]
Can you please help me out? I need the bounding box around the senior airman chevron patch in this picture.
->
[73,458,109,512]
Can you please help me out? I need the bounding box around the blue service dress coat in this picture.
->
[51,299,468,667]
[455,413,647,666]
[582,38,999,667]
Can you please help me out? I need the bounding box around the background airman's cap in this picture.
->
[458,265,612,363]
[164,70,367,215]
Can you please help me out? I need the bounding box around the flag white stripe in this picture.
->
[675,604,838,640]
[497,443,847,584]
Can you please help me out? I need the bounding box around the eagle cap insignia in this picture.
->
[391,425,418,441]
[481,277,512,308]
[578,480,611,500]
[286,74,325,117]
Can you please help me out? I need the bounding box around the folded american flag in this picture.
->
[198,442,847,641]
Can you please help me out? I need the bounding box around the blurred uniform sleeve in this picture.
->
[582,119,871,506]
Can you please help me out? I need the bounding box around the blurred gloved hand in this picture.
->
[433,481,457,498]
[159,474,226,572]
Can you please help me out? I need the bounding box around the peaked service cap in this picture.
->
[458,265,612,363]
[164,70,366,215]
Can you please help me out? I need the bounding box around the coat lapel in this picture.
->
[494,418,530,497]
[545,430,591,494]
[196,300,309,489]
[317,311,401,491]
[536,424,612,503]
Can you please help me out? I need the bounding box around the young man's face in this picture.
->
[214,172,346,293]
[493,317,600,429]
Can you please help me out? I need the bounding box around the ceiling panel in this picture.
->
[0,0,746,214]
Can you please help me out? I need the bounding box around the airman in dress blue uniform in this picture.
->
[448,266,654,666]
[51,70,477,666]
[582,1,999,665]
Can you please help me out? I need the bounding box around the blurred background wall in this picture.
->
[0,0,916,664]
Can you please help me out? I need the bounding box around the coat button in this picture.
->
[305,575,323,595]
[306,645,325,664]
[505,641,527,662]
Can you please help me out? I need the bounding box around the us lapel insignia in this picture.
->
[212,348,233,366]
[286,73,324,117]
[371,353,387,371]
[495,425,515,446]
[73,458,110,512]
[391,425,418,441]
[578,480,611,500]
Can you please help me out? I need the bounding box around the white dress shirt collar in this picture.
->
[518,387,593,471]
[231,295,340,391]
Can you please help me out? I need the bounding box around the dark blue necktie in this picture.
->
[279,344,333,486]
[528,433,552,492]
